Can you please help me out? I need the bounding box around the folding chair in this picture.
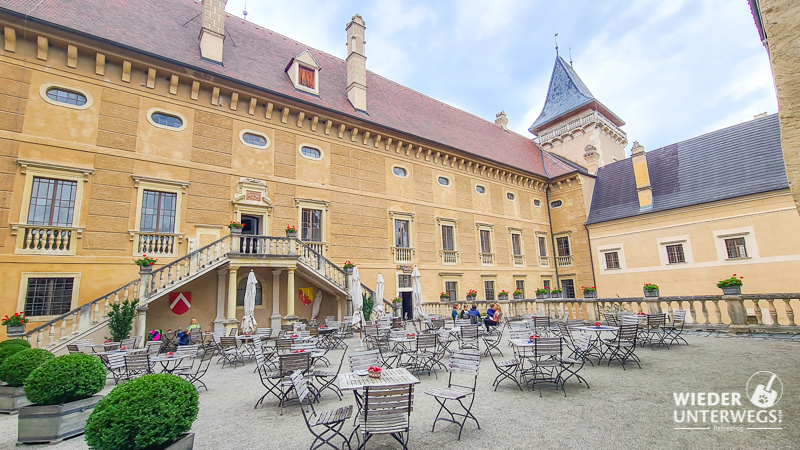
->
[558,332,591,389]
[526,337,565,397]
[98,353,125,384]
[487,346,522,391]
[482,322,504,357]
[145,341,162,355]
[425,350,481,440]
[119,337,136,349]
[532,316,552,336]
[458,324,479,352]
[292,370,353,450]
[606,323,641,370]
[355,384,414,449]
[218,336,245,369]
[643,313,669,350]
[454,319,471,327]
[229,327,239,337]
[603,312,618,326]
[313,344,348,400]
[663,310,688,346]
[174,349,214,391]
[408,333,438,378]
[67,344,82,354]
[277,352,314,414]
[347,350,382,424]
[123,354,152,380]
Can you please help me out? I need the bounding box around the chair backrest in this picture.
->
[256,327,271,335]
[416,333,437,351]
[603,312,618,326]
[279,352,310,374]
[448,350,480,388]
[219,336,237,348]
[131,336,142,348]
[291,342,316,351]
[119,337,136,349]
[363,384,414,428]
[617,311,634,320]
[124,354,150,372]
[673,310,687,324]
[620,315,639,325]
[460,324,479,341]
[363,324,379,336]
[290,370,312,405]
[617,323,639,343]
[176,344,199,357]
[325,315,336,325]
[430,319,445,330]
[275,338,293,352]
[145,341,161,355]
[533,316,551,329]
[190,328,201,339]
[67,344,81,353]
[648,313,667,328]
[533,337,562,358]
[348,349,381,372]
[104,353,125,370]
[509,329,530,341]
[327,320,340,330]
[455,319,471,327]
[75,339,95,348]
[308,326,318,336]
[228,328,238,337]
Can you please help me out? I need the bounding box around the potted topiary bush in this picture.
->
[0,348,54,413]
[18,353,106,444]
[85,374,198,450]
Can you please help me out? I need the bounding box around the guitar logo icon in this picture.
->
[747,371,782,408]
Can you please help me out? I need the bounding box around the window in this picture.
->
[441,225,455,251]
[506,192,515,201]
[150,112,183,128]
[561,279,575,299]
[392,166,408,178]
[538,236,547,257]
[556,236,571,256]
[301,208,323,242]
[533,199,541,207]
[140,190,176,233]
[475,185,486,194]
[27,177,77,226]
[542,279,551,291]
[479,229,492,253]
[437,176,450,187]
[484,280,495,301]
[666,244,686,264]
[605,252,620,269]
[550,200,563,208]
[725,238,748,259]
[511,233,522,256]
[394,219,410,248]
[298,66,315,89]
[236,277,263,306]
[515,280,525,297]
[46,88,86,107]
[444,281,457,301]
[300,145,322,160]
[239,130,270,149]
[24,277,74,316]
[398,274,412,288]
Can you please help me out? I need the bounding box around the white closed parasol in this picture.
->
[311,289,323,323]
[411,266,426,320]
[350,267,364,329]
[372,273,385,320]
[241,270,258,333]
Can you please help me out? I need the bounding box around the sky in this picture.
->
[223,0,776,153]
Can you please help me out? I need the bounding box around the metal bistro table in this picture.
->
[150,354,191,374]
[337,367,420,391]
[574,325,619,362]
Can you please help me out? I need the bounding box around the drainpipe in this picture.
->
[545,188,560,288]
[584,223,600,319]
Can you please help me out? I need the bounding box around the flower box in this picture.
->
[285,230,297,239]
[550,292,562,299]
[5,325,25,335]
[229,227,242,235]
[498,292,509,300]
[643,289,660,298]
[583,292,597,299]
[536,293,548,300]
[721,286,741,295]
[513,294,524,300]
[17,395,103,444]
[344,267,354,276]
[0,384,30,413]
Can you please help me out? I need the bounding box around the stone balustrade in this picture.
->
[393,247,413,264]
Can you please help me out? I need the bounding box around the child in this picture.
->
[451,303,460,324]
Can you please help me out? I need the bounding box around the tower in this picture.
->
[346,14,367,112]
[529,56,627,172]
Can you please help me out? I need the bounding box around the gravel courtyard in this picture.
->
[1,331,797,450]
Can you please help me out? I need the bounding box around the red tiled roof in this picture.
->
[1,0,574,178]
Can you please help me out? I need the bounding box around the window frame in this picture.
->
[550,200,563,208]
[477,223,494,266]
[533,199,542,207]
[146,108,187,131]
[298,143,324,161]
[26,177,78,227]
[301,208,324,242]
[239,129,270,149]
[441,224,456,252]
[514,279,525,297]
[17,272,81,321]
[556,236,571,257]
[394,218,411,248]
[131,176,187,256]
[139,190,178,233]
[657,235,694,267]
[295,199,330,251]
[537,235,548,257]
[506,192,516,201]
[483,279,496,301]
[392,165,409,179]
[398,274,412,290]
[298,65,316,90]
[236,274,266,309]
[39,82,92,110]
[604,251,620,269]
[437,176,451,187]
[666,244,686,264]
[713,227,758,262]
[724,237,748,259]
[560,279,576,299]
[444,281,458,302]
[475,185,486,195]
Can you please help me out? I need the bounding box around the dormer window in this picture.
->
[298,66,315,89]
[286,50,320,95]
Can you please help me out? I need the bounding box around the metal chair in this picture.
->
[481,322,504,357]
[663,310,688,346]
[174,349,213,391]
[425,350,481,440]
[291,370,353,450]
[98,353,126,384]
[123,354,152,380]
[532,316,552,336]
[557,332,591,389]
[218,337,245,369]
[228,327,239,337]
[643,313,669,350]
[145,341,162,355]
[603,312,619,326]
[408,333,438,378]
[355,384,414,449]
[119,337,136,349]
[526,337,565,397]
[458,324,479,352]
[313,343,348,400]
[67,344,82,354]
[487,346,522,392]
[605,323,641,370]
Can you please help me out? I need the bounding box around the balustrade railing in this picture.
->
[302,241,326,257]
[534,111,627,145]
[134,232,180,256]
[14,225,78,254]
[295,239,347,292]
[480,253,494,265]
[393,247,414,264]
[150,236,231,293]
[539,256,550,267]
[441,250,457,265]
[512,254,524,266]
[556,255,573,267]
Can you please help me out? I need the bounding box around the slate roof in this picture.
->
[0,0,576,179]
[529,56,624,134]
[586,113,788,225]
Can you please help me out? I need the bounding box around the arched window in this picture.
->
[236,278,263,306]
[46,88,87,107]
[300,145,322,160]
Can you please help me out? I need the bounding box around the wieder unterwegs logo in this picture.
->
[673,371,784,431]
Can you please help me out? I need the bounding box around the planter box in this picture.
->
[165,433,195,450]
[0,384,30,414]
[513,294,523,300]
[498,295,509,301]
[536,294,548,300]
[344,267,354,276]
[466,296,477,302]
[643,290,660,298]
[5,325,25,335]
[550,293,562,299]
[229,227,243,235]
[439,296,450,302]
[583,292,597,299]
[721,286,741,295]
[285,231,297,239]
[17,395,102,444]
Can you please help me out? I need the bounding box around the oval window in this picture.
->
[506,192,515,201]
[300,145,322,160]
[46,88,87,107]
[151,112,183,128]
[533,199,541,207]
[550,200,563,208]
[475,185,486,194]
[438,176,450,187]
[241,132,268,148]
[392,166,408,178]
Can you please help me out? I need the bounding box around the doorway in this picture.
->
[401,291,413,320]
[240,215,260,253]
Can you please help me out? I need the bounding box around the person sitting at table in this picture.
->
[186,317,200,332]
[484,303,499,331]
[451,303,460,324]
[176,329,191,346]
[460,304,470,320]
[467,304,480,324]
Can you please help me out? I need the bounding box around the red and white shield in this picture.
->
[169,292,191,315]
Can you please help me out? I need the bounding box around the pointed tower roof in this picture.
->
[529,56,624,135]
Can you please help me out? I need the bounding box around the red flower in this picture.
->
[595,322,601,326]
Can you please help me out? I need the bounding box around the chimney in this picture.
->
[495,111,509,130]
[346,14,367,112]
[199,0,228,64]
[630,141,653,210]
[754,112,768,119]
[583,144,600,174]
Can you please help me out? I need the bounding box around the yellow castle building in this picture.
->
[0,0,796,346]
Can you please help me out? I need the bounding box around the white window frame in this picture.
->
[130,176,187,256]
[296,198,330,252]
[481,275,497,301]
[239,129,270,149]
[17,272,81,321]
[657,235,694,267]
[437,217,458,265]
[476,223,494,266]
[436,175,451,187]
[509,228,524,267]
[713,226,759,261]
[597,243,627,272]
[39,82,93,110]
[298,143,324,161]
[392,165,409,179]
[146,107,188,132]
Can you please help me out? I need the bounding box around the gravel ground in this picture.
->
[1,331,798,450]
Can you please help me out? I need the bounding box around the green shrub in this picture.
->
[107,299,138,342]
[0,345,27,366]
[24,353,106,405]
[0,339,31,349]
[85,374,198,450]
[0,348,54,386]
